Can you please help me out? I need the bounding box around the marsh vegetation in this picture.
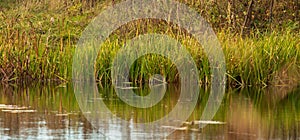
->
[0,0,299,87]
[0,0,299,139]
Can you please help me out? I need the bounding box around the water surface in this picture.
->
[0,84,299,139]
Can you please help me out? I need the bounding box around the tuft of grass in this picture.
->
[221,30,300,87]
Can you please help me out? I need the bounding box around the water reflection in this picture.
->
[0,84,299,139]
[0,84,103,139]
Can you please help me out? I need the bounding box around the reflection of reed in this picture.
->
[0,85,38,137]
[226,88,300,140]
[267,64,300,103]
[227,94,262,140]
[270,87,300,139]
[103,84,181,123]
[0,84,14,104]
[1,84,300,139]
[0,84,97,138]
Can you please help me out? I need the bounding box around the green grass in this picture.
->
[0,0,299,87]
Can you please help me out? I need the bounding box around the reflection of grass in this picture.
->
[219,88,300,139]
[1,84,300,139]
[0,1,299,87]
[100,84,180,122]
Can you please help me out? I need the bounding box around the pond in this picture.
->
[0,84,299,139]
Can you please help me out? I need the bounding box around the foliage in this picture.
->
[0,0,299,87]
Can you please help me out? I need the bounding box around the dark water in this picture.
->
[0,84,299,139]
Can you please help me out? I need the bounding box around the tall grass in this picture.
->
[221,30,300,87]
[0,0,299,87]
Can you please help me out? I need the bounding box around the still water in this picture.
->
[0,83,299,139]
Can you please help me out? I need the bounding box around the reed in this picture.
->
[0,0,299,87]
